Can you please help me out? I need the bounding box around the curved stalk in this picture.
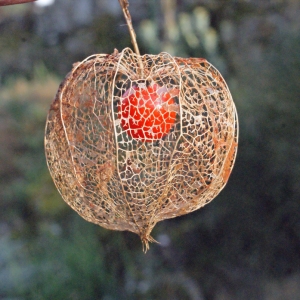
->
[118,0,140,56]
[118,0,144,77]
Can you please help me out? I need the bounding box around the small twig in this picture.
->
[0,0,36,6]
[118,0,140,56]
[118,0,144,77]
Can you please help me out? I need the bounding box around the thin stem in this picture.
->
[118,0,144,77]
[0,0,36,5]
[118,0,140,56]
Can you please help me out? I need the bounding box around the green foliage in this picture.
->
[27,219,118,299]
[0,67,65,230]
[1,217,118,299]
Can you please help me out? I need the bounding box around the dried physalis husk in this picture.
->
[45,48,238,252]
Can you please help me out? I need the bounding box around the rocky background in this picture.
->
[0,0,299,299]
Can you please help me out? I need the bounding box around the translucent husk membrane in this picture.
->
[45,48,238,252]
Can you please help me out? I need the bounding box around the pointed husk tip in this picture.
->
[141,234,159,253]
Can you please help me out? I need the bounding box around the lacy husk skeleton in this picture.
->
[45,47,238,251]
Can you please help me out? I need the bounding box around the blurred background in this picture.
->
[0,0,299,299]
